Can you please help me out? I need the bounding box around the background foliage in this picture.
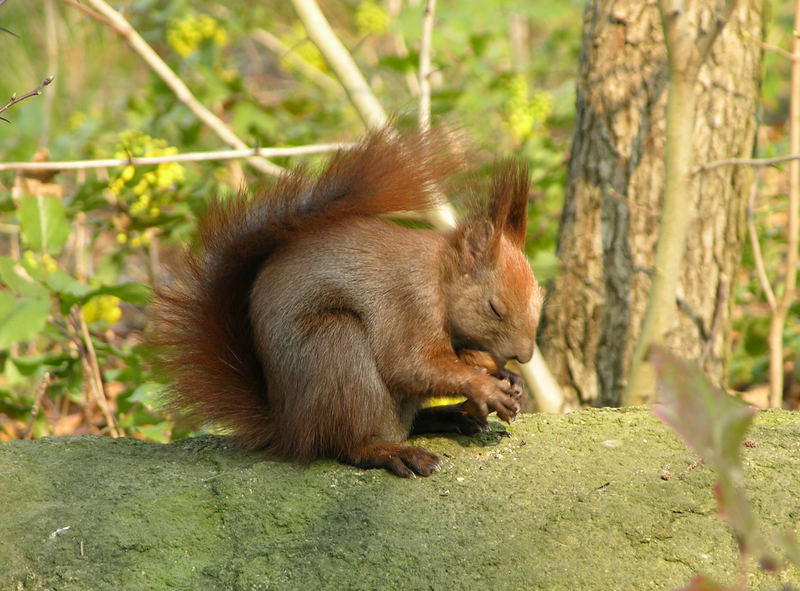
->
[0,0,796,442]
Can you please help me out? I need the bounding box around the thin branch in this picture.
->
[58,0,113,28]
[695,153,800,172]
[699,278,727,367]
[0,143,352,173]
[659,0,738,79]
[0,0,19,38]
[781,0,800,321]
[746,174,777,310]
[252,29,343,95]
[694,1,740,63]
[751,36,797,61]
[0,76,54,122]
[625,0,737,405]
[42,0,58,144]
[516,347,564,414]
[418,1,435,130]
[289,0,456,232]
[387,0,420,96]
[291,0,389,129]
[75,308,119,437]
[771,0,800,408]
[65,0,283,177]
[23,372,53,440]
[418,0,436,131]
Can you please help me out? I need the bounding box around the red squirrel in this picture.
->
[152,127,544,478]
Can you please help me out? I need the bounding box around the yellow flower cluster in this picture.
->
[109,130,185,219]
[281,24,327,72]
[23,250,58,274]
[356,0,389,35]
[505,75,553,143]
[82,295,122,325]
[167,13,228,58]
[115,230,152,249]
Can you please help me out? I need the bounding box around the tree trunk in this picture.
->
[538,1,763,407]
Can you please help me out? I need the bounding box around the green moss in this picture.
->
[1,409,799,590]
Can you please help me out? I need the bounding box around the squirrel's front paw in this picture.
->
[497,368,526,403]
[464,375,522,423]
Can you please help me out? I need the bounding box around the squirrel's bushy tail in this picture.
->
[151,127,462,450]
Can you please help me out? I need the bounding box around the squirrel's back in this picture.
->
[151,127,462,449]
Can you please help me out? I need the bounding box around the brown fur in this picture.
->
[151,127,544,477]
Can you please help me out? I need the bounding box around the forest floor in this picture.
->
[1,407,799,591]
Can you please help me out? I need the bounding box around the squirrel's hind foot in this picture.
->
[348,441,441,478]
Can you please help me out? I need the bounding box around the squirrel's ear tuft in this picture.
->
[457,218,496,271]
[488,159,529,249]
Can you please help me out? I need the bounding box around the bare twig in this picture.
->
[780,0,799,319]
[695,153,800,172]
[64,0,283,177]
[252,29,343,95]
[23,373,53,440]
[768,0,800,408]
[58,0,113,28]
[625,0,739,404]
[0,0,19,37]
[516,347,564,413]
[0,143,351,173]
[74,308,119,437]
[418,0,436,131]
[746,174,777,310]
[694,1,739,63]
[750,36,797,61]
[290,0,457,231]
[1,144,350,172]
[291,0,389,129]
[42,0,58,144]
[509,13,530,72]
[387,0,420,96]
[699,279,727,367]
[0,76,54,122]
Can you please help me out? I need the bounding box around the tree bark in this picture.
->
[538,1,763,407]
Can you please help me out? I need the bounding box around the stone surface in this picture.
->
[1,408,799,590]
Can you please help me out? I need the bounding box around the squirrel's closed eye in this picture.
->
[489,299,505,320]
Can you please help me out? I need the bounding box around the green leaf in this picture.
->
[0,296,51,348]
[0,290,14,317]
[0,256,49,297]
[134,421,172,444]
[650,345,765,561]
[6,354,49,376]
[88,282,152,306]
[2,357,28,387]
[44,269,94,298]
[129,382,166,410]
[650,346,756,473]
[3,355,49,387]
[18,195,71,255]
[377,54,417,72]
[468,33,491,57]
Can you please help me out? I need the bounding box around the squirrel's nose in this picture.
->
[514,340,534,364]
